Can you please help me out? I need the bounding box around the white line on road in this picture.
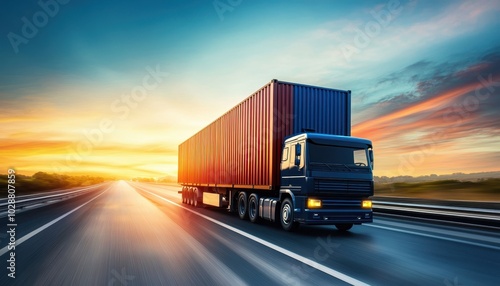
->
[366,224,500,251]
[0,183,106,207]
[0,187,109,256]
[140,188,370,286]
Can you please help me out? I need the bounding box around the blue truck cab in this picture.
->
[279,133,374,231]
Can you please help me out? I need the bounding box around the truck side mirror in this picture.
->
[369,149,374,169]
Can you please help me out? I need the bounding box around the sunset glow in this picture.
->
[1,0,499,178]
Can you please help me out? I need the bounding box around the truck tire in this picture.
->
[193,188,199,207]
[280,198,298,231]
[248,194,260,223]
[189,188,194,206]
[237,192,248,220]
[335,224,353,232]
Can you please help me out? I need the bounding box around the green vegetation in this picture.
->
[0,172,110,195]
[375,178,500,201]
[132,176,177,184]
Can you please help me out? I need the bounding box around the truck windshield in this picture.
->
[309,143,369,171]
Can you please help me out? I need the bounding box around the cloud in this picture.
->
[402,0,499,38]
[352,49,500,176]
[0,138,179,178]
[301,0,500,84]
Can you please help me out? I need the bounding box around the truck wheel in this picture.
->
[189,188,194,205]
[248,194,260,223]
[183,188,188,204]
[335,224,353,232]
[237,192,248,220]
[280,198,298,231]
[193,189,198,207]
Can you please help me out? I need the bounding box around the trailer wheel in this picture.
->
[248,194,260,223]
[237,192,248,220]
[335,224,353,232]
[280,198,298,231]
[182,188,187,204]
[189,188,194,205]
[193,188,200,208]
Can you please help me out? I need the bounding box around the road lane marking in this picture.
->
[0,187,109,256]
[0,183,106,207]
[204,227,297,285]
[139,188,370,286]
[366,224,500,251]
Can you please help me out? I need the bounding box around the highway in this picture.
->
[1,181,499,285]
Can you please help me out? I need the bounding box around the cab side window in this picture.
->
[281,147,290,170]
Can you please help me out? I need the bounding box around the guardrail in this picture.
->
[0,183,106,217]
[373,200,500,227]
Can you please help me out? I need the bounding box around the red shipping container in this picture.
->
[178,79,351,191]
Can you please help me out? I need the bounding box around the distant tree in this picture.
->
[32,172,70,189]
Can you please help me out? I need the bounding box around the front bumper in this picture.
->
[297,209,373,225]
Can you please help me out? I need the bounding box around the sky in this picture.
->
[1,0,499,179]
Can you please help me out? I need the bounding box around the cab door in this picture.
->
[281,141,305,189]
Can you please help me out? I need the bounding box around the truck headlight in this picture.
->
[362,200,372,209]
[307,199,322,209]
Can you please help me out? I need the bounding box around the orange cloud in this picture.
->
[353,82,478,139]
[352,74,500,176]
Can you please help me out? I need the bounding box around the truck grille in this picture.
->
[321,200,362,209]
[314,179,372,195]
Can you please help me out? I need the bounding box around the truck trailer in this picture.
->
[178,79,374,231]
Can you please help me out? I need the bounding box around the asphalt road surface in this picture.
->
[1,181,499,285]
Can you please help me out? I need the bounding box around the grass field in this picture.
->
[375,178,500,201]
[1,172,109,195]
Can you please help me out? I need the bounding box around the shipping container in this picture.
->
[178,79,351,190]
[179,79,374,231]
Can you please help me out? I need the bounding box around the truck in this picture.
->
[178,79,374,231]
